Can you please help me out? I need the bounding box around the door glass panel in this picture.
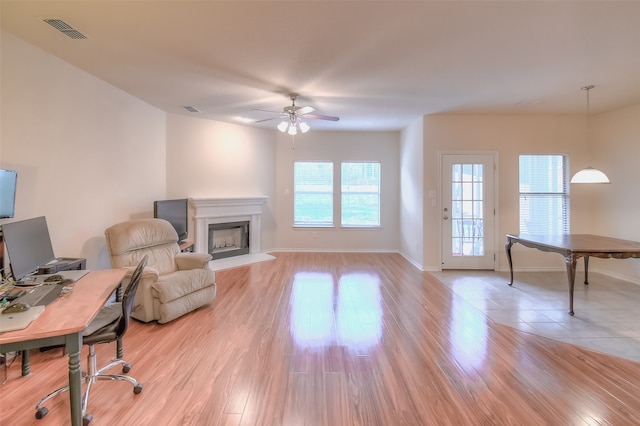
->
[451,163,485,257]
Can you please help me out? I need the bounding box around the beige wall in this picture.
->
[586,103,640,282]
[1,31,166,270]
[2,30,639,282]
[273,130,399,252]
[399,118,424,268]
[164,114,278,249]
[421,114,591,271]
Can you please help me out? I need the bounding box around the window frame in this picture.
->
[518,154,570,235]
[340,161,381,228]
[293,161,334,228]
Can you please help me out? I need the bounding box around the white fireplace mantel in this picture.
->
[190,196,268,255]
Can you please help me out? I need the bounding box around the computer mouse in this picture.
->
[44,274,64,282]
[2,303,30,314]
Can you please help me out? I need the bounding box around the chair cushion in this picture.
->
[105,219,181,275]
[157,285,217,324]
[83,302,121,336]
[105,218,178,255]
[151,268,215,303]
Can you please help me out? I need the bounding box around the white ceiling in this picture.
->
[2,1,640,131]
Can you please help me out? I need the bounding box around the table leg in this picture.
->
[565,255,577,315]
[505,239,514,285]
[66,333,83,426]
[21,349,30,376]
[584,256,590,285]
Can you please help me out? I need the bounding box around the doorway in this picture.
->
[441,153,496,270]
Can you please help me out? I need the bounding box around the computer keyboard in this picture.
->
[11,284,65,307]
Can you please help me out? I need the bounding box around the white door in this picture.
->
[441,154,495,270]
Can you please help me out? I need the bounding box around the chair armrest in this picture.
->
[175,252,212,270]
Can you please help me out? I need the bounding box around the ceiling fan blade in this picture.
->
[296,106,316,115]
[253,108,283,114]
[304,113,340,122]
[255,116,284,123]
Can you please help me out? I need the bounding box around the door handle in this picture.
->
[443,216,449,220]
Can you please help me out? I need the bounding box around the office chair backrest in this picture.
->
[115,255,148,337]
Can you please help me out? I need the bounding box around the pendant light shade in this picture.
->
[571,85,610,184]
[570,166,610,184]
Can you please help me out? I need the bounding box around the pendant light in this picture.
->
[570,85,610,184]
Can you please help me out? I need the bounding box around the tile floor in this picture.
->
[431,269,640,363]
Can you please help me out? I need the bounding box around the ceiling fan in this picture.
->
[255,93,339,135]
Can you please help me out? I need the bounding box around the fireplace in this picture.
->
[191,196,268,258]
[209,221,249,260]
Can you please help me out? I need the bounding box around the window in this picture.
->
[451,162,485,256]
[519,155,569,235]
[294,161,333,226]
[341,162,380,227]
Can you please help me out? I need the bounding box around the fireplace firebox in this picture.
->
[208,221,249,260]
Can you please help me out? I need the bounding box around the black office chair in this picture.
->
[35,256,148,425]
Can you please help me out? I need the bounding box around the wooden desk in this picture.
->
[0,269,126,426]
[505,234,640,315]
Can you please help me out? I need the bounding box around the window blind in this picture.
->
[294,162,333,226]
[519,155,569,235]
[341,162,380,227]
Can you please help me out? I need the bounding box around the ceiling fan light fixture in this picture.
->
[277,121,288,132]
[257,93,339,135]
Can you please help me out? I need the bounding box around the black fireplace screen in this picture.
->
[208,221,249,260]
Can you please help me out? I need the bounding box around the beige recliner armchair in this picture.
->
[104,218,216,324]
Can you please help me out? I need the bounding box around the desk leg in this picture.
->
[66,333,83,426]
[21,349,31,376]
[584,256,590,285]
[565,255,577,316]
[505,239,514,285]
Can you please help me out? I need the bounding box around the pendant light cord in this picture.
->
[582,85,594,165]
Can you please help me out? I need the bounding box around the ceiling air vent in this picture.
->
[183,106,200,113]
[43,19,87,39]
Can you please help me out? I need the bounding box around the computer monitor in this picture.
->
[154,198,188,243]
[2,216,56,281]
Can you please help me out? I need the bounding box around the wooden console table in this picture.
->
[505,234,640,315]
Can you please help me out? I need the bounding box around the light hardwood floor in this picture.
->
[1,252,639,425]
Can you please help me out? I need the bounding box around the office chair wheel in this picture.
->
[35,407,48,419]
[134,383,143,394]
[83,413,93,425]
[122,363,131,373]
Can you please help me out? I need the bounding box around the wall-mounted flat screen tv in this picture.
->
[0,169,18,219]
[154,198,188,243]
